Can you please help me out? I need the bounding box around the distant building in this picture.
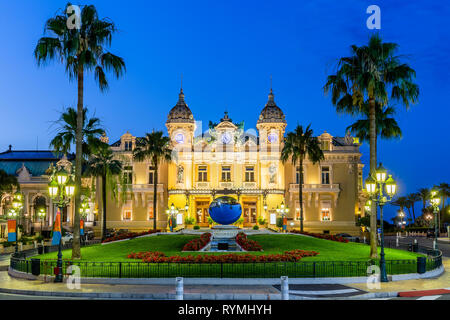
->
[0,147,76,237]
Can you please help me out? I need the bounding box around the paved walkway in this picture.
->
[0,271,282,299]
[348,257,450,297]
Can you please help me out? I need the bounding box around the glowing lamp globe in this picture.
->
[208,196,242,225]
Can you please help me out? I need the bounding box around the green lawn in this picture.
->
[34,234,420,262]
[18,234,426,278]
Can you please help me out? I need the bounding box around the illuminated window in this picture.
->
[321,208,331,221]
[321,166,330,185]
[123,166,133,184]
[245,166,255,182]
[148,166,155,184]
[148,207,154,220]
[123,210,132,221]
[198,165,208,182]
[221,166,231,182]
[358,171,363,190]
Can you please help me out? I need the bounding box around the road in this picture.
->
[384,236,450,257]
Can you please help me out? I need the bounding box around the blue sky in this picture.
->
[0,1,449,221]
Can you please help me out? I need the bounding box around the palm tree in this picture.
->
[391,196,410,220]
[35,3,126,259]
[281,124,324,232]
[133,131,173,231]
[324,33,419,258]
[417,188,430,212]
[0,169,19,196]
[435,183,450,231]
[50,107,105,158]
[85,144,122,240]
[406,193,421,221]
[346,102,402,154]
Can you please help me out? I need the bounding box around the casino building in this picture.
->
[101,88,366,235]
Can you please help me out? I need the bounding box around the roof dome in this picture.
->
[257,89,286,124]
[167,89,194,124]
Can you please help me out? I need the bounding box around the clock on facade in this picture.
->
[174,133,185,144]
[268,132,278,143]
[221,132,232,144]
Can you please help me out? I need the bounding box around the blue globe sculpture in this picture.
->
[209,196,242,225]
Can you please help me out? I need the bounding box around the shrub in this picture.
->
[276,217,284,228]
[102,229,161,243]
[290,230,349,243]
[184,217,195,225]
[127,250,319,263]
[253,225,259,230]
[236,232,262,251]
[193,225,200,230]
[257,217,267,226]
[182,233,212,251]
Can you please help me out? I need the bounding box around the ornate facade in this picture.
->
[103,88,366,235]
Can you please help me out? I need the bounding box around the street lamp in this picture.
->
[365,163,397,283]
[167,203,179,232]
[277,201,289,232]
[37,207,46,236]
[397,210,405,230]
[430,189,441,250]
[48,165,75,283]
[11,191,24,254]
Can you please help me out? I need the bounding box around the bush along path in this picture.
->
[127,250,319,263]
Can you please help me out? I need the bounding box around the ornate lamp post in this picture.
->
[397,210,405,229]
[38,207,46,236]
[365,163,397,283]
[277,201,290,232]
[48,166,75,283]
[430,189,441,250]
[166,203,179,232]
[11,191,24,254]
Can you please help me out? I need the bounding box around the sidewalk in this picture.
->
[348,257,450,298]
[0,271,281,300]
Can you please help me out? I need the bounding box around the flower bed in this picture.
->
[182,232,212,251]
[127,249,319,263]
[236,232,262,251]
[102,230,161,243]
[290,230,349,243]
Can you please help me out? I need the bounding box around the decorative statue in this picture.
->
[269,164,277,184]
[177,165,184,183]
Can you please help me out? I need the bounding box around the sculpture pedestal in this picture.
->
[208,225,241,252]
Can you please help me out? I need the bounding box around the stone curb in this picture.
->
[0,286,285,300]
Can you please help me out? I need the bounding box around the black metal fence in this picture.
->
[10,251,442,279]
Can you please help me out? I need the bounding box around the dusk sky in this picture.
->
[0,1,449,221]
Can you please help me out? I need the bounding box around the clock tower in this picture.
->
[166,87,196,149]
[256,88,287,149]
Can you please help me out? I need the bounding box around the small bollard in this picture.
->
[176,277,184,300]
[281,276,289,300]
[363,236,366,244]
[396,237,399,247]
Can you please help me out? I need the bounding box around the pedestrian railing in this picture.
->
[9,251,442,279]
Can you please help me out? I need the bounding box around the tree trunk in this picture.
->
[72,66,83,260]
[153,158,158,231]
[299,158,304,233]
[368,98,378,259]
[102,173,107,240]
[411,203,416,221]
